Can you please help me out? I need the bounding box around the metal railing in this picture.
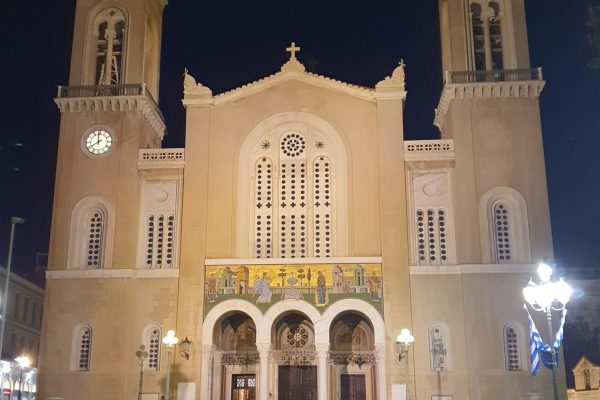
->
[56,83,164,120]
[445,68,543,84]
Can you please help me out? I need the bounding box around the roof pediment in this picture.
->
[182,43,407,107]
[574,356,599,372]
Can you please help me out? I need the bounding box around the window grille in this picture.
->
[145,214,175,268]
[146,327,161,370]
[78,327,92,371]
[416,209,448,265]
[504,326,521,371]
[86,210,104,268]
[492,203,511,263]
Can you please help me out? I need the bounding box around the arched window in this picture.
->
[416,208,449,265]
[90,7,127,85]
[503,324,522,371]
[479,187,531,264]
[68,196,115,269]
[237,113,348,259]
[74,325,92,371]
[143,324,162,371]
[470,0,504,70]
[428,323,451,371]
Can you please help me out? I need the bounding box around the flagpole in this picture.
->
[545,309,559,400]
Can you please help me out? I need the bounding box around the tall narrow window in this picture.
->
[86,209,105,268]
[492,202,511,263]
[145,326,161,371]
[416,209,449,265]
[145,214,175,268]
[93,8,126,85]
[77,326,92,371]
[504,325,521,371]
[470,1,504,70]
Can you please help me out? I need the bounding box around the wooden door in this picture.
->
[231,374,256,400]
[278,366,317,400]
[341,374,366,400]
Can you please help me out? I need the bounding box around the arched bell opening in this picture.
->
[329,311,376,400]
[212,312,258,400]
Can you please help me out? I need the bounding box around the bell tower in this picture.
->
[50,0,167,272]
[438,0,531,73]
[434,0,554,266]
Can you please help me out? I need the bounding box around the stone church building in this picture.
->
[39,0,565,399]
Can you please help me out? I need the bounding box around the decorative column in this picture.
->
[212,350,223,400]
[256,343,271,400]
[200,345,214,400]
[375,343,387,400]
[315,343,330,400]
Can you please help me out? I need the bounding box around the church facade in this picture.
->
[39,0,566,399]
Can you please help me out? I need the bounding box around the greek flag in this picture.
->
[553,309,567,349]
[524,304,544,376]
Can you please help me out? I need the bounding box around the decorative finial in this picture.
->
[183,68,212,98]
[375,59,407,91]
[286,42,301,60]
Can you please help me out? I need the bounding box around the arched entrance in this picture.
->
[272,313,317,400]
[214,312,258,400]
[329,312,376,400]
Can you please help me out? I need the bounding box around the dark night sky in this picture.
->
[1,0,599,282]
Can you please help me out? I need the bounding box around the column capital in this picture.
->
[256,342,272,354]
[315,343,330,354]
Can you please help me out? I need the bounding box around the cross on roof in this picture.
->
[286,42,301,59]
[399,59,406,68]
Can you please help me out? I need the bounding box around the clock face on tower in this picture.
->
[84,129,113,155]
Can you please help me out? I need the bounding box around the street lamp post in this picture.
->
[0,217,24,400]
[136,344,148,400]
[523,262,572,400]
[0,217,25,359]
[162,330,179,400]
[14,355,30,400]
[396,328,415,400]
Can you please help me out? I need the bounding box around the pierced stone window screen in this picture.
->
[77,327,92,371]
[92,8,126,85]
[255,158,274,258]
[504,325,521,371]
[429,324,449,372]
[470,1,504,70]
[492,202,512,263]
[145,326,161,371]
[85,209,105,268]
[416,209,449,265]
[145,213,176,268]
[253,132,335,258]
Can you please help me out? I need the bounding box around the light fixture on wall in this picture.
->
[395,328,414,361]
[180,336,192,360]
[396,329,415,400]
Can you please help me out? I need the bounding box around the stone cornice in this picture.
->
[46,268,179,280]
[410,263,537,275]
[433,80,545,130]
[205,256,383,266]
[211,70,376,105]
[54,95,166,139]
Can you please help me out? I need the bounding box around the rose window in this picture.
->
[286,326,309,347]
[281,133,306,157]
